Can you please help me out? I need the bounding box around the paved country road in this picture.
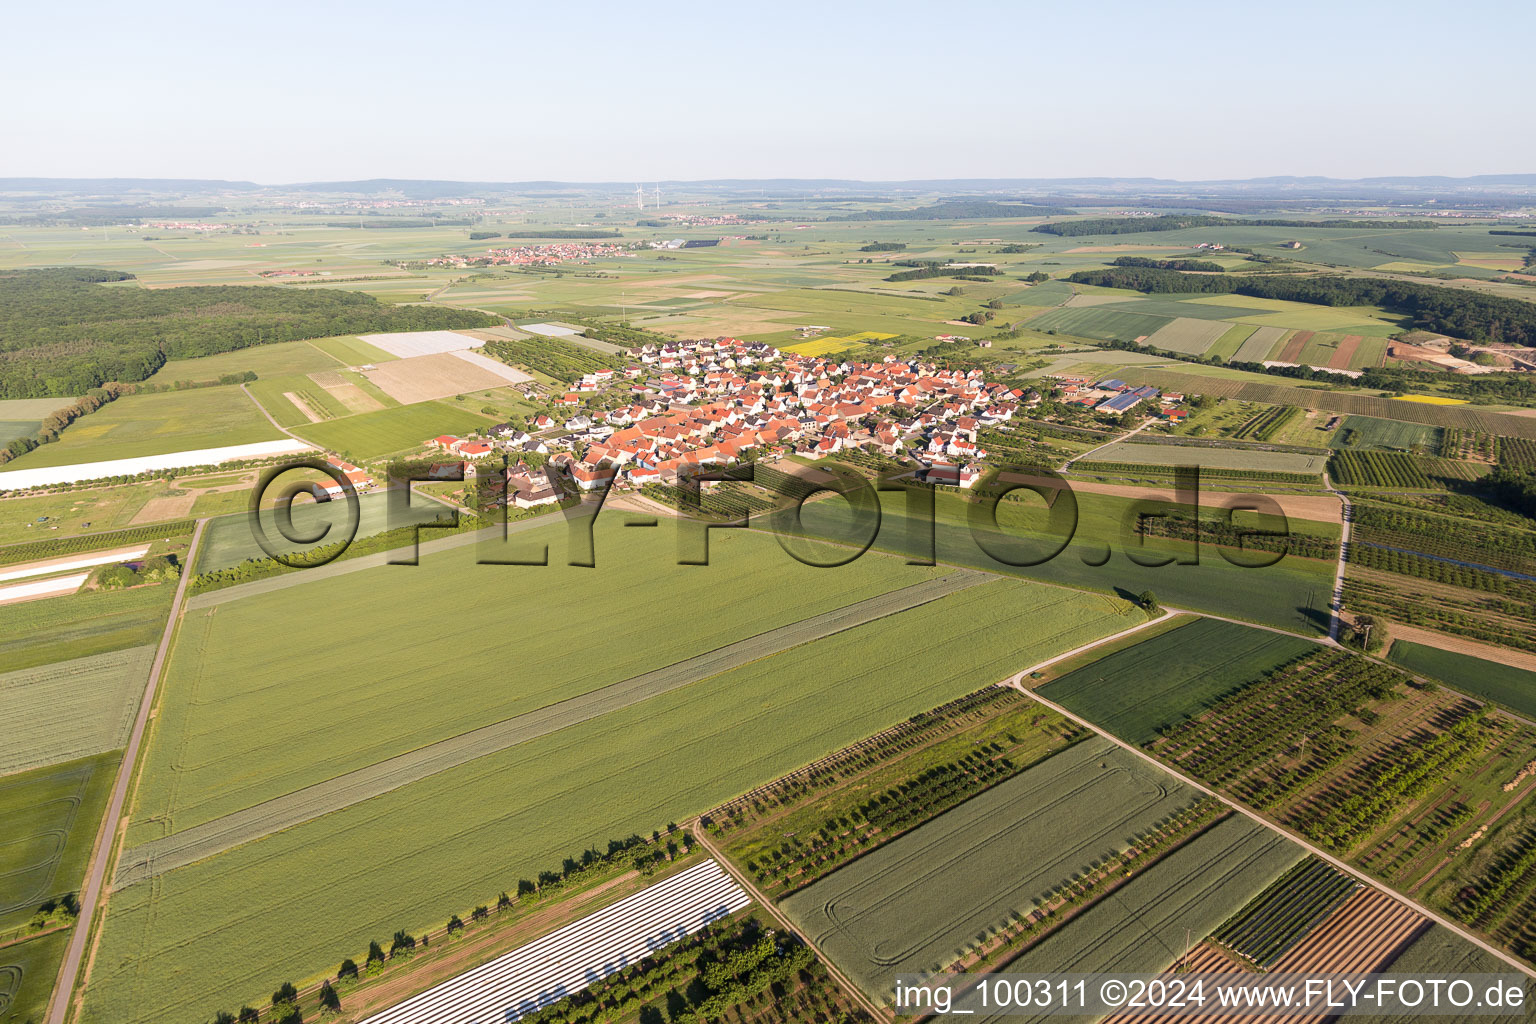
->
[47,518,207,1024]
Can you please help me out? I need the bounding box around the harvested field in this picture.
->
[1232,326,1289,363]
[450,348,535,383]
[356,330,485,358]
[362,351,527,404]
[1142,317,1231,356]
[0,646,154,775]
[781,738,1203,999]
[1038,618,1315,745]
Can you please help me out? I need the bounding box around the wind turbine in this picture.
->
[653,183,661,209]
[634,184,644,211]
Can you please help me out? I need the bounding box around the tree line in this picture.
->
[886,260,1001,282]
[0,268,497,398]
[1065,266,1536,347]
[1,381,135,463]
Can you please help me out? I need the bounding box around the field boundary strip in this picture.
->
[114,571,993,887]
[356,859,748,1024]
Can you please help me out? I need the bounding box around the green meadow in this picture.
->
[3,386,284,469]
[289,401,496,459]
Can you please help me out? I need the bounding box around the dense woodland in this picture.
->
[1110,256,1225,271]
[1065,267,1536,347]
[0,268,497,398]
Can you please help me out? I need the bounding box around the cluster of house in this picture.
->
[467,338,1041,501]
[419,242,633,269]
[1049,375,1188,421]
[309,459,374,498]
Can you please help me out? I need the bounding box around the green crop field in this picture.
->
[1,386,285,470]
[1388,641,1536,719]
[1024,307,1173,343]
[1232,325,1290,362]
[780,738,1202,997]
[1142,316,1231,355]
[1083,440,1329,474]
[772,487,1335,636]
[973,815,1301,1022]
[1329,415,1443,452]
[1004,280,1072,306]
[1097,297,1268,322]
[244,372,354,424]
[194,490,401,572]
[289,401,495,459]
[0,585,173,673]
[0,752,120,931]
[127,520,944,843]
[0,647,153,775]
[128,520,1141,846]
[1038,618,1317,744]
[145,339,343,385]
[0,929,72,1024]
[85,549,1140,1024]
[1207,323,1259,362]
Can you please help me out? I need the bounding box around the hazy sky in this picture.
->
[4,0,1530,183]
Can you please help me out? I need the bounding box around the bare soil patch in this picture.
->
[1277,330,1312,362]
[130,493,196,524]
[1328,334,1362,369]
[363,352,522,404]
[282,391,324,423]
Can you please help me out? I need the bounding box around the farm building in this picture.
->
[1098,385,1160,414]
